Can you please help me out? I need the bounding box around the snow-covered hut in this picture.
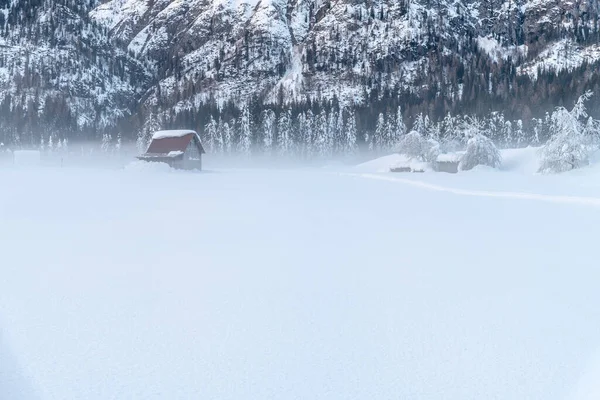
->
[138,130,205,170]
[434,153,462,173]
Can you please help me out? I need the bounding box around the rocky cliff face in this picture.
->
[1,0,599,146]
[91,0,600,125]
[0,0,151,146]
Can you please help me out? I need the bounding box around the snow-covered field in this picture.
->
[2,150,600,400]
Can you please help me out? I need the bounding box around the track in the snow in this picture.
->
[345,173,600,208]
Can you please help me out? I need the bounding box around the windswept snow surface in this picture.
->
[2,160,600,399]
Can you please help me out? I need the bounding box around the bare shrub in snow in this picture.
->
[538,91,598,173]
[398,131,439,162]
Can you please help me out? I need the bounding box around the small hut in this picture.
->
[137,130,206,170]
[434,153,462,173]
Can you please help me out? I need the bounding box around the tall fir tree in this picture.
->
[277,109,292,156]
[238,103,252,156]
[375,113,385,151]
[204,115,218,153]
[305,109,315,158]
[391,106,405,151]
[315,110,329,158]
[261,109,276,155]
[327,110,337,156]
[223,120,233,154]
[413,113,426,135]
[213,118,224,153]
[344,108,358,155]
[336,108,345,154]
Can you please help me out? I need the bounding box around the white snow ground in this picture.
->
[2,149,600,400]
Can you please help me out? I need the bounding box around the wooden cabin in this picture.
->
[137,130,206,170]
[433,153,461,174]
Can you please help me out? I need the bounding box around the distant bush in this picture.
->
[459,133,501,171]
[538,91,598,173]
[398,131,440,162]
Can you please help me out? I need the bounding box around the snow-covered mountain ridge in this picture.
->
[1,0,600,146]
[91,0,600,132]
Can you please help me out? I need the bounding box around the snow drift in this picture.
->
[3,164,600,400]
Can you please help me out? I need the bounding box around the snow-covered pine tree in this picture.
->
[238,103,252,156]
[413,113,426,135]
[384,117,394,151]
[12,131,21,149]
[305,110,315,158]
[213,118,224,154]
[388,106,405,151]
[427,121,441,142]
[101,133,112,153]
[515,120,524,147]
[223,120,233,154]
[277,109,292,156]
[544,111,551,126]
[136,130,147,154]
[584,116,600,146]
[441,112,454,137]
[424,115,431,135]
[487,112,504,142]
[40,135,45,152]
[344,108,358,154]
[294,112,306,157]
[261,109,276,155]
[440,113,462,152]
[315,110,329,158]
[396,106,406,136]
[531,119,541,146]
[539,91,595,173]
[204,115,218,153]
[142,113,161,144]
[115,133,122,153]
[375,113,385,151]
[327,110,337,156]
[364,132,373,151]
[336,108,345,154]
[48,135,54,152]
[502,120,513,147]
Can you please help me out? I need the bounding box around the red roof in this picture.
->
[144,133,205,156]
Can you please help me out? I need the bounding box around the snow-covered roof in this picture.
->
[152,130,197,140]
[437,153,462,162]
[138,151,184,160]
[142,130,205,156]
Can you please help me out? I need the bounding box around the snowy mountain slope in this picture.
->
[89,0,600,117]
[520,39,600,79]
[0,0,150,146]
[1,0,600,145]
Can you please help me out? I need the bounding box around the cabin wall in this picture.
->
[183,142,202,170]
